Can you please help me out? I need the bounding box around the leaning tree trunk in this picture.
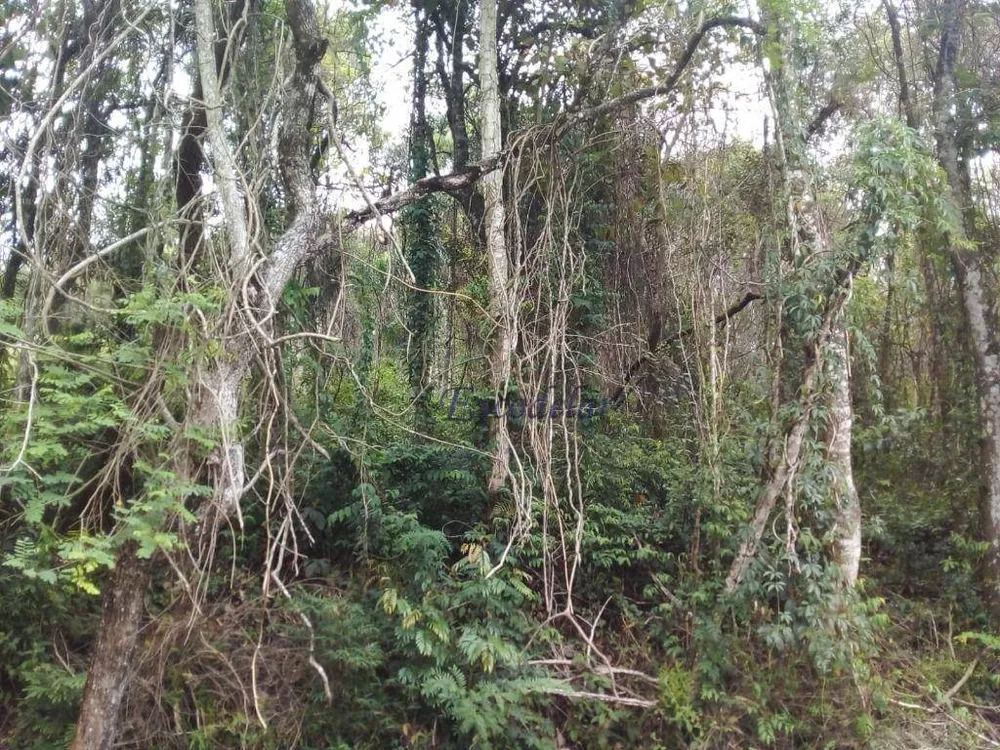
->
[71,1,335,746]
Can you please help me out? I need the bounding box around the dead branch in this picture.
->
[611,291,762,404]
[558,16,765,131]
[538,687,656,708]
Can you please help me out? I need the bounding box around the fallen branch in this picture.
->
[539,687,657,708]
[528,658,660,686]
[938,650,984,706]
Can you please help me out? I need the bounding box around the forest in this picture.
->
[1,0,1000,747]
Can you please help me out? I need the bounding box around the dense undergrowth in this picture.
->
[3,0,1000,747]
[2,374,997,748]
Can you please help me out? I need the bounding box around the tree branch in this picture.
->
[343,16,766,232]
[342,155,500,231]
[806,97,841,141]
[194,0,249,275]
[938,650,983,706]
[610,291,762,404]
[558,16,765,131]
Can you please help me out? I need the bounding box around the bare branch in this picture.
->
[343,16,766,231]
[611,291,762,404]
[558,16,765,131]
[537,687,656,708]
[342,156,501,230]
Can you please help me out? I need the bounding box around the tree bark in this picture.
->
[70,548,151,750]
[826,316,862,587]
[931,0,1000,615]
[479,0,514,495]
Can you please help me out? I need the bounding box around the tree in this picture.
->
[72,0,339,744]
[724,3,863,593]
[478,0,514,495]
[6,0,1000,746]
[929,0,1000,615]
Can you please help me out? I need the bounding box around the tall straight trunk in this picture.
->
[921,250,952,424]
[883,0,951,426]
[883,0,952,426]
[3,138,36,300]
[193,0,249,276]
[932,0,1000,614]
[405,11,437,427]
[827,316,862,587]
[479,0,514,494]
[951,253,1000,607]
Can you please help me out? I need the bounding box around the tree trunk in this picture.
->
[952,254,1000,610]
[404,10,438,427]
[826,315,862,587]
[479,0,514,495]
[877,251,896,414]
[932,0,1000,615]
[883,0,951,427]
[70,548,151,750]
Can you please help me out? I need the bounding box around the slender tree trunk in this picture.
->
[882,0,917,131]
[884,0,950,425]
[883,0,951,426]
[877,251,896,414]
[827,315,862,587]
[479,0,514,494]
[3,150,35,300]
[404,10,438,427]
[921,250,952,424]
[932,0,1000,614]
[193,0,249,276]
